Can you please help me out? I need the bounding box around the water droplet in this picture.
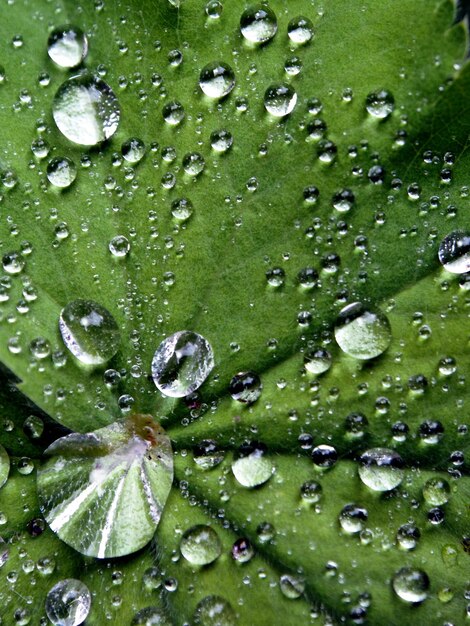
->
[339,503,368,533]
[396,523,421,550]
[162,100,185,125]
[23,415,44,440]
[206,1,223,19]
[193,595,237,626]
[264,84,297,117]
[151,331,214,398]
[183,152,205,176]
[231,441,274,487]
[53,73,120,146]
[180,525,222,565]
[131,607,172,626]
[423,478,450,506]
[45,579,91,626]
[47,25,87,69]
[311,444,337,468]
[240,5,277,44]
[0,444,10,488]
[231,537,254,563]
[334,302,392,360]
[59,299,120,365]
[287,16,314,44]
[122,137,145,164]
[171,197,193,221]
[229,371,262,403]
[332,189,355,212]
[279,574,305,599]
[109,235,130,258]
[358,448,404,491]
[30,337,51,359]
[266,267,285,287]
[199,62,235,99]
[392,567,429,603]
[193,440,225,470]
[304,347,331,375]
[210,129,233,152]
[418,419,444,444]
[300,480,322,503]
[438,231,470,274]
[2,251,25,275]
[47,157,77,188]
[365,90,394,119]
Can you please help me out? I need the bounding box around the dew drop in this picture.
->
[162,100,185,125]
[229,371,262,403]
[59,299,120,365]
[334,302,392,360]
[47,157,77,188]
[304,347,331,375]
[180,525,222,565]
[109,235,130,258]
[264,84,297,117]
[438,231,470,274]
[23,415,45,440]
[210,129,233,152]
[47,25,88,69]
[193,595,237,626]
[279,574,305,599]
[332,189,355,212]
[240,5,277,44]
[2,251,25,275]
[300,480,322,503]
[231,537,254,563]
[45,579,91,626]
[312,444,337,468]
[199,62,235,99]
[193,439,225,470]
[422,478,450,506]
[396,523,421,551]
[392,567,429,603]
[122,137,145,164]
[183,152,205,176]
[339,503,368,533]
[131,607,172,626]
[287,16,314,44]
[358,448,404,491]
[171,197,193,221]
[365,90,394,119]
[0,444,10,489]
[231,441,274,488]
[151,330,214,398]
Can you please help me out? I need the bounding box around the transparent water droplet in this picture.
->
[334,302,392,360]
[287,16,314,44]
[312,444,337,468]
[131,607,172,626]
[162,100,185,125]
[365,90,394,119]
[266,267,285,287]
[264,84,297,117]
[332,188,355,212]
[193,595,237,626]
[396,523,421,551]
[151,330,214,398]
[199,62,235,99]
[47,157,77,188]
[122,137,145,164]
[30,337,51,359]
[304,347,331,375]
[47,26,88,69]
[2,251,25,275]
[23,415,44,440]
[45,579,91,626]
[171,197,193,221]
[183,152,205,176]
[422,478,450,505]
[53,73,120,146]
[229,371,262,403]
[339,503,368,533]
[231,441,274,487]
[392,567,429,603]
[240,5,277,43]
[180,525,222,565]
[438,231,470,274]
[109,235,130,258]
[206,0,223,19]
[0,444,10,489]
[231,537,254,563]
[210,129,233,152]
[418,419,444,444]
[193,439,225,470]
[300,480,322,503]
[280,574,305,599]
[59,299,120,365]
[358,448,404,491]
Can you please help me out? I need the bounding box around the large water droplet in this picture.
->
[47,157,77,188]
[193,595,237,626]
[0,444,10,489]
[151,331,214,397]
[304,347,332,375]
[47,26,88,69]
[392,567,429,603]
[53,73,120,146]
[45,579,91,626]
[240,5,277,43]
[231,441,274,487]
[199,62,235,99]
[180,525,222,565]
[365,90,394,119]
[358,448,404,491]
[59,299,120,365]
[287,16,314,44]
[422,477,450,505]
[334,302,392,360]
[264,84,297,117]
[438,231,470,274]
[2,251,25,275]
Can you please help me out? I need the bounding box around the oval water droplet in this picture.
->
[358,448,404,491]
[180,525,222,565]
[231,537,254,563]
[264,84,297,117]
[171,197,193,221]
[229,371,262,403]
[0,444,10,489]
[47,25,88,69]
[45,579,91,626]
[438,231,470,274]
[231,441,274,488]
[392,567,429,603]
[2,251,25,275]
[365,90,394,119]
[47,157,77,188]
[151,331,214,398]
[162,100,185,126]
[199,62,235,99]
[59,299,120,365]
[397,523,421,551]
[53,73,120,146]
[210,129,233,152]
[334,302,392,360]
[240,5,277,43]
[131,607,172,626]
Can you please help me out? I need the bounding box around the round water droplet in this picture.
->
[151,330,214,398]
[162,100,185,125]
[280,574,305,599]
[199,62,235,99]
[47,25,88,69]
[397,523,421,551]
[264,84,297,117]
[266,267,285,287]
[334,302,392,360]
[240,5,277,43]
[171,198,193,221]
[365,90,394,119]
[339,503,368,533]
[392,567,429,603]
[53,73,120,146]
[231,537,254,563]
[438,231,470,274]
[304,347,331,375]
[312,444,337,468]
[23,415,44,440]
[193,440,225,470]
[183,152,205,176]
[122,138,145,164]
[229,371,262,403]
[45,579,91,626]
[300,480,322,503]
[0,444,10,489]
[2,251,25,275]
[109,235,130,258]
[287,16,314,44]
[332,189,355,212]
[131,607,172,626]
[59,299,120,365]
[231,441,274,488]
[422,478,450,506]
[210,129,233,152]
[47,157,77,188]
[180,525,222,565]
[358,448,404,491]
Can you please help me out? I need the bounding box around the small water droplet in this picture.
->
[438,231,470,274]
[2,251,25,274]
[162,100,185,125]
[47,157,77,188]
[287,16,314,44]
[180,525,222,565]
[109,235,130,258]
[210,129,233,152]
[365,90,394,119]
[279,574,305,599]
[193,439,225,470]
[358,448,404,491]
[396,523,421,551]
[300,480,322,503]
[304,347,331,375]
[264,84,297,117]
[422,478,450,505]
[131,607,172,626]
[312,444,337,468]
[334,302,392,360]
[171,197,193,221]
[231,537,254,563]
[0,444,10,489]
[45,579,91,626]
[339,503,368,533]
[193,595,237,626]
[199,62,235,99]
[121,137,145,164]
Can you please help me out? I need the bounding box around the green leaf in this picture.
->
[0,0,469,624]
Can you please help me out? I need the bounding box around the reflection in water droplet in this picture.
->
[365,90,394,119]
[229,371,262,403]
[199,62,235,99]
[53,73,120,146]
[2,251,25,274]
[45,579,91,626]
[304,347,331,375]
[422,478,450,505]
[180,525,222,565]
[183,152,205,176]
[122,137,145,164]
[210,129,233,152]
[287,16,314,44]
[171,197,193,221]
[279,574,305,599]
[231,537,254,563]
[0,444,10,489]
[193,440,225,470]
[300,480,322,503]
[131,606,172,626]
[334,302,392,360]
[438,231,470,274]
[358,448,404,491]
[392,567,429,603]
[231,441,274,487]
[47,157,77,188]
[396,523,421,551]
[240,5,277,43]
[193,595,237,626]
[59,299,120,365]
[162,100,185,125]
[109,235,130,258]
[23,415,45,440]
[264,84,297,117]
[151,330,214,397]
[312,444,337,468]
[47,25,88,69]
[339,503,368,533]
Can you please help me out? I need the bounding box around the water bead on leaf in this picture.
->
[180,524,222,565]
[339,504,368,534]
[264,84,297,117]
[131,607,172,626]
[193,439,225,470]
[109,235,130,257]
[279,574,305,599]
[287,16,314,45]
[231,441,274,488]
[422,477,450,505]
[53,73,120,146]
[151,330,214,397]
[240,5,277,44]
[0,443,10,488]
[162,100,185,125]
[59,299,120,365]
[193,596,237,626]
[210,129,233,152]
[231,537,254,563]
[229,371,262,403]
[47,25,88,69]
[171,197,193,221]
[183,152,205,176]
[45,579,91,626]
[199,62,235,99]
[304,347,332,375]
[121,137,146,164]
[365,89,395,119]
[438,231,470,273]
[396,523,421,551]
[392,567,430,603]
[2,251,25,274]
[46,157,77,188]
[334,302,392,360]
[358,448,404,491]
[312,444,337,468]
